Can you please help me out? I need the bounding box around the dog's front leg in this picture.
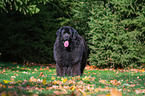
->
[56,64,63,76]
[71,63,81,76]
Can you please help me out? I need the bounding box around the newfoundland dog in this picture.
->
[53,26,87,76]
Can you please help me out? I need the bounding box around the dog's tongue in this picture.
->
[64,41,69,47]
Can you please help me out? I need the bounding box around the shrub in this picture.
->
[87,0,145,68]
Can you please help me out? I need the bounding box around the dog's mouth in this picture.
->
[64,41,69,47]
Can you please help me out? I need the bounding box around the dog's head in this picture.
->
[56,26,78,47]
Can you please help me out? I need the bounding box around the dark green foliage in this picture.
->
[87,0,145,68]
[0,0,50,15]
[68,1,92,37]
[0,1,72,63]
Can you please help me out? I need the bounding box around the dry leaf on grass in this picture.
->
[110,79,121,86]
[99,80,109,85]
[43,79,46,86]
[135,89,145,94]
[53,91,65,95]
[39,72,44,77]
[110,88,122,96]
[78,89,86,96]
[29,76,37,82]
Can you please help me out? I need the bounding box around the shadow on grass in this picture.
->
[0,62,56,71]
[0,81,54,96]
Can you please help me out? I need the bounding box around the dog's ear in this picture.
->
[71,27,78,40]
[56,27,62,36]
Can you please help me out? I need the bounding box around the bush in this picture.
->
[0,1,72,63]
[87,0,145,68]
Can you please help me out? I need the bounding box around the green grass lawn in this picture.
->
[0,62,145,96]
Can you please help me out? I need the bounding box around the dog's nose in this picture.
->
[64,33,70,40]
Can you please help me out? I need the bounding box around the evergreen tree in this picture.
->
[87,0,145,68]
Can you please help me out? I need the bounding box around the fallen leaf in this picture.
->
[32,94,39,96]
[106,93,111,96]
[70,85,75,91]
[52,80,58,85]
[78,89,86,96]
[0,91,7,96]
[62,89,68,94]
[94,87,110,92]
[2,69,6,73]
[3,80,12,84]
[110,79,121,86]
[114,71,119,75]
[130,84,135,87]
[8,86,13,89]
[2,85,6,88]
[110,88,122,96]
[61,77,67,83]
[34,68,38,71]
[14,73,18,76]
[29,76,37,82]
[82,76,89,81]
[22,72,29,74]
[99,80,108,85]
[43,79,46,86]
[51,76,55,80]
[40,68,43,70]
[11,76,16,79]
[39,72,44,77]
[62,86,70,90]
[135,89,145,94]
[37,79,43,82]
[53,91,65,95]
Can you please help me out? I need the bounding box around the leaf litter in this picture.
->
[0,64,145,96]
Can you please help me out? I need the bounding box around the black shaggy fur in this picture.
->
[53,26,87,76]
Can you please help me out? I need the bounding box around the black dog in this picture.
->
[53,26,87,76]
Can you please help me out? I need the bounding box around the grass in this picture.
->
[0,62,145,96]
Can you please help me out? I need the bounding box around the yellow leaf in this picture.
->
[53,80,58,84]
[70,85,75,91]
[3,80,12,84]
[61,77,67,83]
[94,88,99,92]
[43,79,46,86]
[51,76,55,80]
[82,76,89,81]
[1,91,7,96]
[141,69,145,72]
[106,93,111,96]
